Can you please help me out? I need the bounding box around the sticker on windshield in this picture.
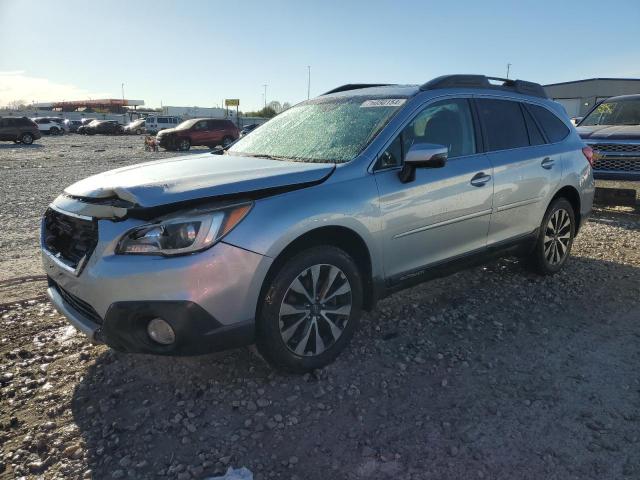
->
[361,99,406,108]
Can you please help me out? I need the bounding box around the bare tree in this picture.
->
[5,99,28,110]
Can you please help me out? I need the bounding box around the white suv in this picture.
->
[33,118,64,135]
[145,116,181,134]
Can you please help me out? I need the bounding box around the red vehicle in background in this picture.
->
[156,118,239,151]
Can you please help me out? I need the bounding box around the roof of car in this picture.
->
[322,84,420,98]
[321,75,548,100]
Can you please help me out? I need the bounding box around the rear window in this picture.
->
[522,106,545,146]
[529,105,570,143]
[476,99,529,151]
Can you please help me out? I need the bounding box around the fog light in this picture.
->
[147,318,175,345]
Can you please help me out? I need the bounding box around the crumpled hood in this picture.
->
[577,124,640,140]
[64,153,335,208]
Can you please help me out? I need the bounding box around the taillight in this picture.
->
[582,146,594,167]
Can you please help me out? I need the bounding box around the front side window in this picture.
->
[528,104,569,143]
[376,98,476,169]
[476,99,529,151]
[228,96,406,163]
[580,99,640,126]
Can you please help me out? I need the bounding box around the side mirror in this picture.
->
[398,143,448,183]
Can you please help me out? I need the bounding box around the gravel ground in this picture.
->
[1,135,639,479]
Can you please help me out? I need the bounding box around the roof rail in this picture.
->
[420,75,547,99]
[322,84,395,95]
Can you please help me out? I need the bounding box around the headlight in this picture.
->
[116,203,252,255]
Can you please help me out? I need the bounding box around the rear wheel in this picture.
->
[525,197,575,275]
[20,133,34,145]
[177,138,191,151]
[257,246,363,372]
[222,136,234,147]
[49,127,59,135]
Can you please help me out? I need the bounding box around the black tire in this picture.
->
[177,138,191,151]
[222,136,234,147]
[135,128,142,135]
[20,133,34,145]
[257,246,363,373]
[525,197,575,275]
[49,127,59,136]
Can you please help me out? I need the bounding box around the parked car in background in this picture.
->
[80,118,96,126]
[42,75,594,372]
[78,120,124,135]
[0,116,41,144]
[145,116,181,134]
[68,120,83,133]
[156,118,239,151]
[123,118,146,135]
[46,117,69,133]
[240,123,259,137]
[577,94,640,180]
[33,118,64,135]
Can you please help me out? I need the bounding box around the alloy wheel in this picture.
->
[279,264,352,357]
[544,208,572,265]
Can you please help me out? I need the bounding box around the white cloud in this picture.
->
[0,71,112,106]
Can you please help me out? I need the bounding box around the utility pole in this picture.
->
[262,84,268,108]
[121,83,126,121]
[506,63,512,79]
[307,66,311,100]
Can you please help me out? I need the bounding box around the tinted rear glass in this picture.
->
[529,104,570,143]
[522,106,545,146]
[476,99,529,151]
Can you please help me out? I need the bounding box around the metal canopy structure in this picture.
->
[34,99,145,113]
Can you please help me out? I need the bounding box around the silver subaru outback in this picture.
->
[42,75,595,372]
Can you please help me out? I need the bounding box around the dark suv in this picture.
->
[0,116,41,144]
[78,120,124,135]
[577,94,640,180]
[157,118,239,151]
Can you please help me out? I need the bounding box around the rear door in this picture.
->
[374,97,494,282]
[0,118,18,140]
[476,97,562,245]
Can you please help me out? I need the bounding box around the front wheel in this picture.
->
[525,197,575,275]
[49,127,59,135]
[177,138,191,151]
[257,246,363,372]
[20,133,34,145]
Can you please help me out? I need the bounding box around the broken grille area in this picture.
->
[43,208,98,271]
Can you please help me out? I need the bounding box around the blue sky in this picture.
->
[1,0,639,110]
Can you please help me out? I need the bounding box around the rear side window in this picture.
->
[476,99,529,151]
[528,105,570,143]
[158,118,167,124]
[522,106,545,146]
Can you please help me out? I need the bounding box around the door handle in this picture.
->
[541,157,555,169]
[470,172,491,187]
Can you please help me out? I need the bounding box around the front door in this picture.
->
[374,98,494,284]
